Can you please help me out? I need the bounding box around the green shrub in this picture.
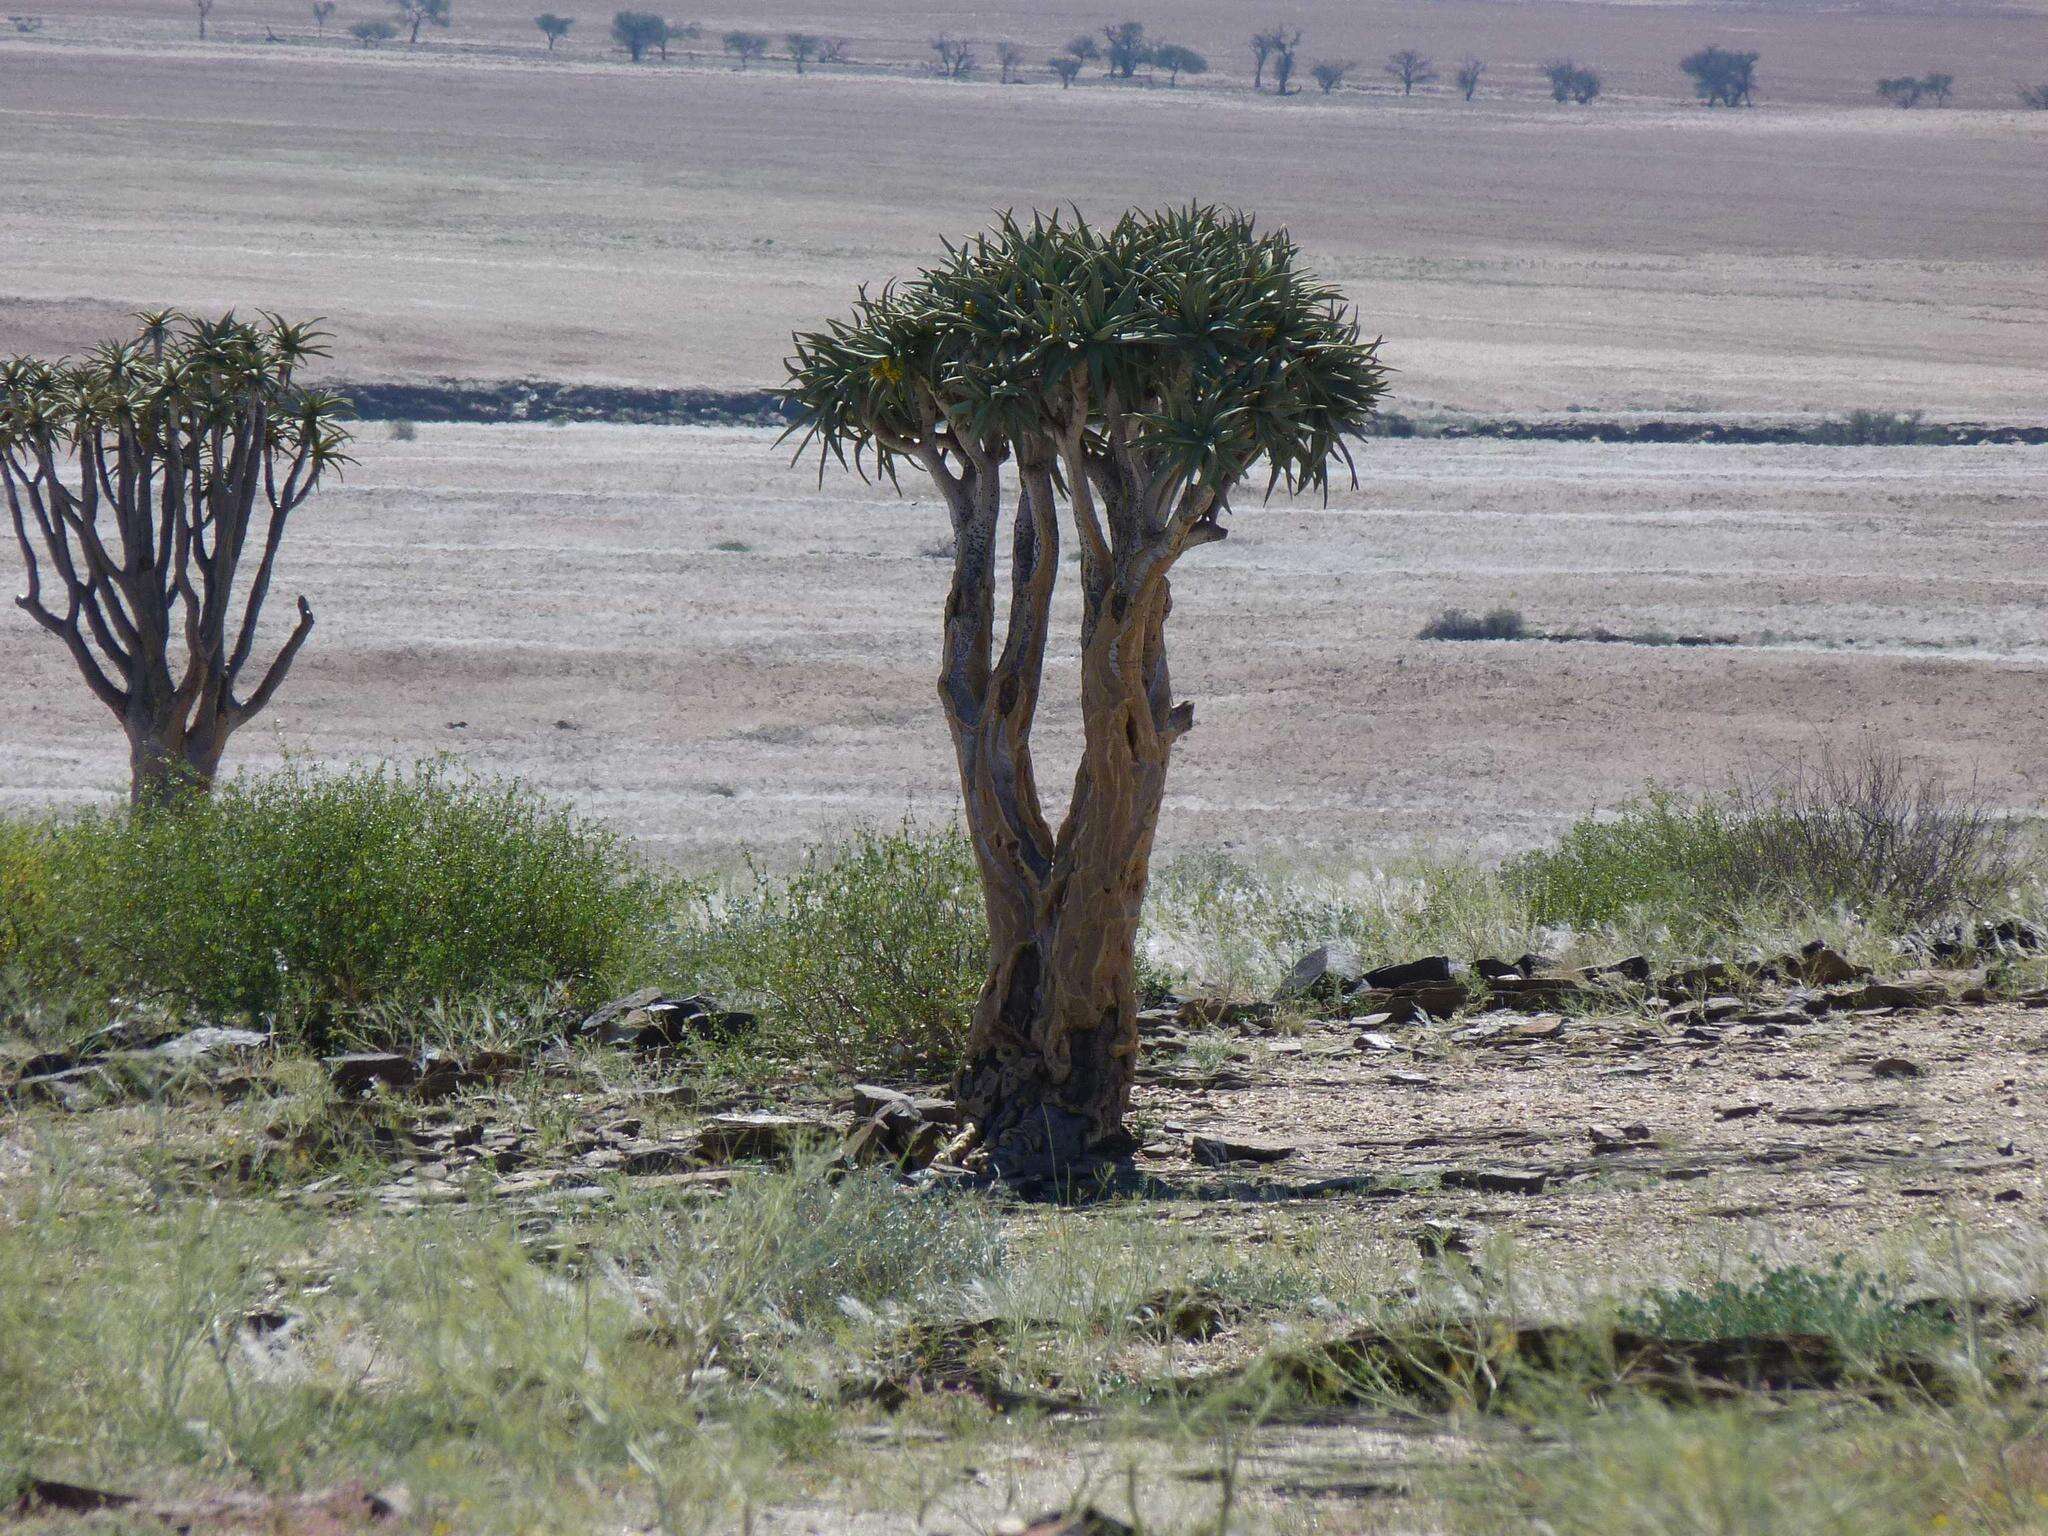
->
[1815,409,1944,446]
[1512,751,2021,936]
[675,823,985,1075]
[1508,788,1749,932]
[0,818,53,973]
[1622,1261,1950,1363]
[1418,605,1527,641]
[3,762,671,1029]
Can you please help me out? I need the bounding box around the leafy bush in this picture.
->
[0,819,52,973]
[675,824,985,1075]
[1622,1261,1949,1362]
[2,762,671,1027]
[1816,409,1944,445]
[1511,749,2019,934]
[628,1160,1001,1343]
[1419,606,1527,641]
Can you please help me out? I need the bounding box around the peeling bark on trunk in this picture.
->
[924,426,1208,1180]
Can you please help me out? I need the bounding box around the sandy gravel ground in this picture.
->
[2,18,2045,417]
[5,425,2042,865]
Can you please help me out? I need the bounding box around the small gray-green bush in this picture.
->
[1510,749,2019,935]
[674,824,985,1075]
[2,762,671,1031]
[1419,606,1527,641]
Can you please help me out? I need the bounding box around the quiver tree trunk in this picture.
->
[781,206,1389,1182]
[923,434,1206,1179]
[0,311,351,807]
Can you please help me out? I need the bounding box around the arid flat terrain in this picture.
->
[3,3,2046,417]
[8,425,2042,863]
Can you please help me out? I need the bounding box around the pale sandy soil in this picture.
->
[2,10,2045,416]
[6,425,2042,865]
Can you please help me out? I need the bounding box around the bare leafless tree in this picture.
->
[929,32,974,78]
[194,0,214,38]
[312,0,335,32]
[1270,28,1301,94]
[722,28,767,67]
[785,30,818,73]
[996,39,1024,82]
[0,313,353,804]
[1311,59,1353,93]
[1384,49,1436,94]
[1455,57,1484,98]
[818,36,849,62]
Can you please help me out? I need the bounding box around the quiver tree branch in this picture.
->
[784,206,1390,1180]
[0,311,354,806]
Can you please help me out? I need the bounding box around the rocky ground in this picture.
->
[6,934,2047,1532]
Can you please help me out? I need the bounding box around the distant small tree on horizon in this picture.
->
[1545,59,1601,104]
[312,0,336,33]
[350,16,397,45]
[1681,45,1757,106]
[2020,81,2048,108]
[786,30,819,73]
[995,39,1025,82]
[610,9,665,60]
[1311,60,1352,93]
[1049,53,1082,86]
[1921,70,1954,104]
[1151,42,1205,85]
[928,32,972,77]
[1384,49,1436,94]
[818,36,848,62]
[194,0,213,38]
[1102,21,1147,79]
[1455,57,1484,99]
[1877,74,1924,107]
[1065,33,1099,66]
[1270,28,1301,94]
[536,12,572,49]
[1249,25,1289,90]
[723,28,767,68]
[391,0,451,47]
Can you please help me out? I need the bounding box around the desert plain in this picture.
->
[5,0,2048,855]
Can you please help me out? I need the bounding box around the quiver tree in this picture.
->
[783,208,1388,1179]
[0,312,352,806]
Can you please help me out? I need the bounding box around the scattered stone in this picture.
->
[1385,1071,1435,1087]
[1511,1016,1565,1043]
[1356,1030,1398,1053]
[1659,960,1740,998]
[1872,1056,1924,1080]
[1786,942,1867,986]
[1828,981,1946,1012]
[325,1053,419,1094]
[1011,1507,1136,1536]
[1349,982,1469,1020]
[1190,1133,1295,1167]
[694,1112,831,1163]
[1588,1122,1651,1151]
[1716,1101,1768,1121]
[1441,1166,1549,1195]
[1278,942,1365,1000]
[1484,975,1588,1012]
[152,1026,271,1066]
[1362,955,1456,991]
[1413,1218,1479,1256]
[1776,1102,1900,1126]
[1128,1283,1231,1341]
[1580,955,1652,985]
[1176,997,1278,1030]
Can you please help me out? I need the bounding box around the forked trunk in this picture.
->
[954,653,1173,1174]
[948,471,1183,1177]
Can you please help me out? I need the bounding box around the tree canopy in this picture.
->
[782,206,1386,506]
